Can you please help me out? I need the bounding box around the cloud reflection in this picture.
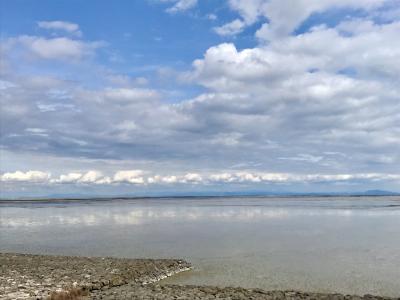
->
[2,205,400,228]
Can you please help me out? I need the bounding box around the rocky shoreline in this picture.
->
[0,253,191,299]
[1,253,398,300]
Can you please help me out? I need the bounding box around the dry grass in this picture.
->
[47,287,89,300]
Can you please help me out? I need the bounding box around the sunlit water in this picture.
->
[1,196,400,297]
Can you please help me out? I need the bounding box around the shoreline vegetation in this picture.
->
[1,253,398,300]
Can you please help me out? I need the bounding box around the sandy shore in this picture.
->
[1,253,398,300]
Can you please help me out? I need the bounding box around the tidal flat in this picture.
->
[1,196,400,298]
[1,253,398,300]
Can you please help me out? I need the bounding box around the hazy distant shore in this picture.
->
[1,192,399,203]
[1,253,397,300]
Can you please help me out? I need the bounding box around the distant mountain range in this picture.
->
[362,190,400,196]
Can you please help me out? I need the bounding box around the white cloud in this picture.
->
[1,1,400,194]
[6,35,103,61]
[55,173,83,183]
[2,170,400,188]
[209,172,263,183]
[227,0,266,24]
[79,171,106,184]
[2,17,399,181]
[214,19,246,36]
[186,20,400,161]
[221,0,386,39]
[37,21,82,36]
[276,20,400,79]
[160,175,179,184]
[113,170,145,184]
[163,0,198,13]
[148,173,201,184]
[1,171,50,183]
[207,172,400,184]
[51,171,111,184]
[182,173,203,183]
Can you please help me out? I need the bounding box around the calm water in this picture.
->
[1,196,400,297]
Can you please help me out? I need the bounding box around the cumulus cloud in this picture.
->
[1,171,50,183]
[113,170,145,184]
[183,173,203,183]
[2,170,399,187]
[1,1,400,194]
[79,171,107,184]
[51,171,111,184]
[55,172,83,183]
[150,175,179,184]
[37,21,82,36]
[220,0,387,39]
[148,173,203,184]
[186,28,400,159]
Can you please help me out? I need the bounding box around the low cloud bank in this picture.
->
[1,170,399,186]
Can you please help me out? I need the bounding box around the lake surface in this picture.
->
[1,196,400,297]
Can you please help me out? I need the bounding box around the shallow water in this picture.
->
[1,196,400,297]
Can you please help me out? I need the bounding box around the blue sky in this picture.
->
[1,0,400,197]
[2,1,255,73]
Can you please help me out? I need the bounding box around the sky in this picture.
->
[1,0,399,198]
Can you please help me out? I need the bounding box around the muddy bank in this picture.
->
[1,253,398,300]
[92,284,398,300]
[0,253,190,299]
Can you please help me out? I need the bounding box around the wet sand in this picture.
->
[1,253,398,300]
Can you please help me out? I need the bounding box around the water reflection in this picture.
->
[2,201,400,228]
[1,197,400,297]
